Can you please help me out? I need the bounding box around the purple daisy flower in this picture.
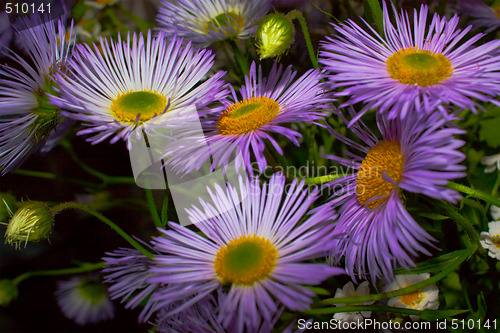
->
[55,275,114,325]
[0,17,74,175]
[102,247,159,322]
[319,2,500,123]
[156,0,270,47]
[155,293,225,333]
[51,31,226,149]
[155,290,286,333]
[457,0,500,33]
[165,61,332,175]
[149,173,343,332]
[324,110,466,282]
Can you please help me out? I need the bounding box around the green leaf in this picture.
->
[365,0,384,36]
[475,293,487,318]
[393,249,469,275]
[71,2,89,22]
[420,309,469,321]
[479,117,500,148]
[305,286,330,296]
[417,212,449,220]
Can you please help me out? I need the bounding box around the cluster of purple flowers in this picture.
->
[2,0,500,331]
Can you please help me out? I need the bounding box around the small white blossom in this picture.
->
[333,281,373,325]
[480,221,500,260]
[490,204,500,221]
[481,153,500,173]
[384,273,439,321]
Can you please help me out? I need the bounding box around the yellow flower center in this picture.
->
[110,90,168,125]
[78,278,108,305]
[399,289,423,306]
[494,6,500,19]
[206,11,244,36]
[217,96,280,135]
[356,140,404,209]
[492,235,500,249]
[214,234,278,286]
[97,0,115,5]
[386,47,453,87]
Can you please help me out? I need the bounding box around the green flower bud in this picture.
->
[4,202,53,249]
[0,193,18,222]
[0,279,18,306]
[255,13,295,60]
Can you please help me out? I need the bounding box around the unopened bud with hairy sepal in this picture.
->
[4,202,53,249]
[255,13,295,60]
[0,279,18,306]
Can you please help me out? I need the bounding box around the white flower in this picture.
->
[384,273,439,321]
[481,153,500,173]
[480,221,500,260]
[333,281,373,325]
[490,204,500,221]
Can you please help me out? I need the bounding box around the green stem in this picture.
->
[440,202,484,255]
[307,125,317,167]
[310,2,341,23]
[304,174,344,185]
[447,181,500,207]
[61,140,135,185]
[318,246,473,306]
[229,40,249,76]
[286,10,319,69]
[50,202,154,259]
[486,171,500,212]
[460,197,486,213]
[13,262,105,286]
[304,305,421,316]
[160,190,169,227]
[13,169,96,187]
[145,189,163,228]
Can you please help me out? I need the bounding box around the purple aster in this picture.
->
[319,2,500,123]
[165,61,332,175]
[0,17,74,175]
[156,0,271,47]
[149,173,343,332]
[102,247,159,322]
[155,290,286,333]
[324,110,466,282]
[51,31,226,149]
[0,12,13,57]
[155,292,225,333]
[55,275,114,325]
[457,0,500,33]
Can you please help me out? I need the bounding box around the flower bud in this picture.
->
[0,193,18,222]
[255,13,295,60]
[4,202,53,249]
[0,279,18,306]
